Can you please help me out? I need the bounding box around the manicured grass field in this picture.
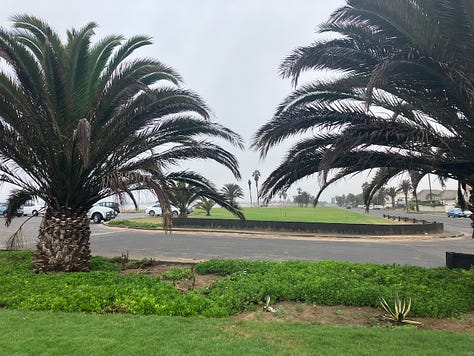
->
[1,309,473,355]
[192,206,393,224]
[109,206,394,228]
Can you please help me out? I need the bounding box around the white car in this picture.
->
[22,203,46,216]
[145,203,179,217]
[88,205,116,223]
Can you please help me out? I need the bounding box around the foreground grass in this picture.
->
[109,206,394,228]
[1,309,473,355]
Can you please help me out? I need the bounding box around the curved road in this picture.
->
[1,211,473,268]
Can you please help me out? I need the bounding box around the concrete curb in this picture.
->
[105,223,466,241]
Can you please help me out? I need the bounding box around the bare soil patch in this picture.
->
[121,262,474,334]
[120,262,222,290]
[235,302,474,334]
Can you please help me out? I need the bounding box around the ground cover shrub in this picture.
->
[195,259,276,275]
[161,268,194,283]
[197,259,474,318]
[0,252,472,318]
[0,252,218,316]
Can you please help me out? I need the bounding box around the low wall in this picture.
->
[173,218,444,235]
[417,206,445,213]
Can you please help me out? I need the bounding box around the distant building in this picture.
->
[416,189,459,206]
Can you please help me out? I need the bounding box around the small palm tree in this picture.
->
[221,183,244,206]
[169,183,199,218]
[387,187,398,209]
[252,170,261,207]
[398,180,413,212]
[195,197,215,216]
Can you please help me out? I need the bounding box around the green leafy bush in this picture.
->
[89,256,122,272]
[195,259,275,275]
[161,268,194,282]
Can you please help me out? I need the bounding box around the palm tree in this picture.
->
[169,182,199,218]
[387,187,398,209]
[399,180,413,212]
[375,187,387,208]
[248,179,253,207]
[221,183,244,206]
[0,16,244,272]
[252,170,261,207]
[252,0,474,235]
[194,197,215,216]
[409,171,424,212]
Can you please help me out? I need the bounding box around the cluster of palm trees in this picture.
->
[1,0,472,271]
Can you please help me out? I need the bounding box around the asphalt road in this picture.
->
[358,208,473,236]
[1,211,473,268]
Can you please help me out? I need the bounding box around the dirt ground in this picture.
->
[121,262,474,334]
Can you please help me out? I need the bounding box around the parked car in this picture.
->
[22,203,46,216]
[88,205,116,223]
[145,203,179,217]
[96,201,120,215]
[372,205,384,210]
[447,207,469,218]
[0,202,24,217]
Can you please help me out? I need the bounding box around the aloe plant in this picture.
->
[379,294,421,325]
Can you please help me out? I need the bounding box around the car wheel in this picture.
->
[172,211,178,217]
[148,210,155,217]
[92,213,102,224]
[32,210,38,216]
[2,211,6,217]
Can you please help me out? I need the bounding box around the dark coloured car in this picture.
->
[96,201,120,215]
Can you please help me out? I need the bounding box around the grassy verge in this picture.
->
[1,309,473,355]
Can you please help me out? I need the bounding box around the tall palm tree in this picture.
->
[398,180,413,212]
[248,179,253,207]
[221,183,244,206]
[252,170,261,207]
[252,0,474,235]
[409,171,424,212]
[0,16,244,272]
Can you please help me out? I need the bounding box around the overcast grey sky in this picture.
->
[0,0,452,203]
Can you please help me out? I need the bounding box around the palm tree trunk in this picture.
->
[255,184,260,207]
[469,189,474,239]
[413,191,419,211]
[33,208,91,272]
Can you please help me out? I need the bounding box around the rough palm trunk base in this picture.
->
[33,210,91,272]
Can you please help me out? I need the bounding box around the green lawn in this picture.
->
[1,309,472,355]
[192,206,393,223]
[110,206,394,228]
